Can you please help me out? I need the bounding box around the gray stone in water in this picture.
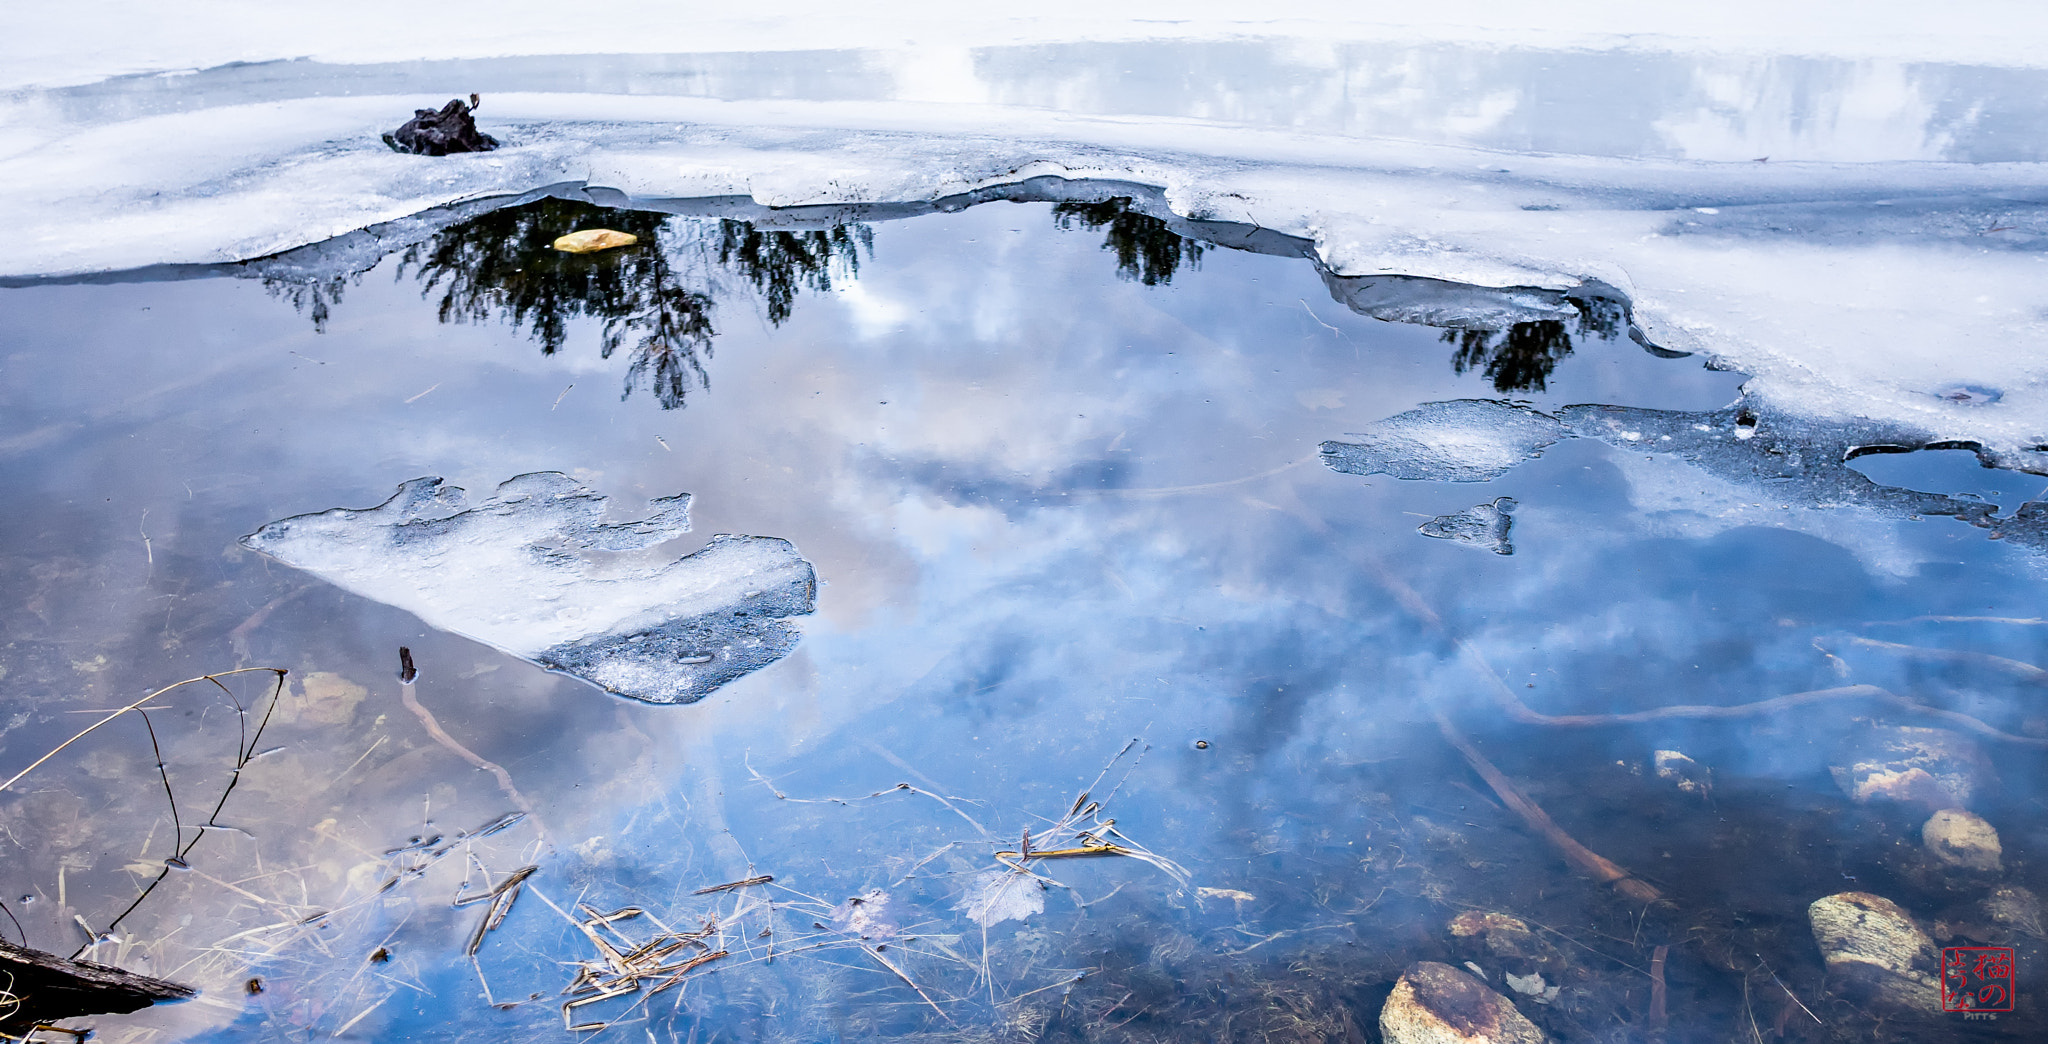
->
[1830,724,1993,814]
[1921,809,2003,872]
[1653,749,1712,797]
[1381,961,1548,1044]
[1419,497,1516,554]
[1808,892,1942,1014]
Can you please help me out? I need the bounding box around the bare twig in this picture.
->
[399,684,549,842]
[1435,711,1660,903]
[1648,944,1669,1027]
[692,875,773,896]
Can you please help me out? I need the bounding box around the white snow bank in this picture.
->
[5,21,2048,466]
[11,2,2048,92]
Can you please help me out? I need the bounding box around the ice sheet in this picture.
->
[240,473,817,704]
[7,14,2048,467]
[1322,397,2048,562]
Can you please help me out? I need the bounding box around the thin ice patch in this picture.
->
[1418,497,1516,555]
[957,870,1045,928]
[1320,399,1566,481]
[240,473,816,704]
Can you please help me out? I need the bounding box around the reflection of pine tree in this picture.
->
[715,222,872,325]
[354,199,871,410]
[1443,321,1574,393]
[395,199,715,408]
[261,275,351,333]
[1051,198,1204,286]
[1441,295,1629,393]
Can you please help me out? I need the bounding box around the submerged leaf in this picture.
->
[957,870,1044,928]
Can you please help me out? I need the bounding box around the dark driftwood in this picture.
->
[383,96,499,155]
[0,940,193,1030]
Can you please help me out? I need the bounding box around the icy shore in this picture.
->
[6,12,2048,463]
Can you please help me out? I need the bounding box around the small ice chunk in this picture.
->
[1320,400,1566,482]
[1418,497,1516,555]
[241,473,816,704]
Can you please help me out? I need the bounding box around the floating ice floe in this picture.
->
[1418,497,1516,555]
[1320,400,1567,482]
[241,473,816,704]
[1324,396,2048,554]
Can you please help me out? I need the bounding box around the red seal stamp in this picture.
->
[1942,946,2016,1013]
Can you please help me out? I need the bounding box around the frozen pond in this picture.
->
[1,187,2045,1042]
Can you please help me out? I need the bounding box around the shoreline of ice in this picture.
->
[8,29,2048,467]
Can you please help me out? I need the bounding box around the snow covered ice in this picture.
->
[9,4,2048,469]
[241,473,816,703]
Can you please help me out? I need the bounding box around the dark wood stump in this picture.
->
[0,940,194,1032]
[382,96,499,155]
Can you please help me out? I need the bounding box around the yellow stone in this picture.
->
[552,228,639,254]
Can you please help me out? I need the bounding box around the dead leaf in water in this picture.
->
[552,229,639,254]
[958,870,1044,928]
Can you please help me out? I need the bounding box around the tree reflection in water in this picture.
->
[1442,295,1628,393]
[272,193,1656,403]
[1442,322,1574,393]
[362,199,868,409]
[1051,197,1205,286]
[717,221,872,325]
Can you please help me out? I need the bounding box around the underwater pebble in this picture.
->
[1652,750,1710,796]
[1829,725,1991,813]
[1447,911,1547,960]
[1502,970,1561,1005]
[1808,892,1942,1013]
[1381,961,1548,1044]
[1921,809,2002,872]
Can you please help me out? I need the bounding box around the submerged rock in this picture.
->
[1921,809,2003,872]
[1381,961,1548,1044]
[1808,892,1942,1014]
[1419,497,1516,554]
[382,96,498,155]
[242,474,816,704]
[1447,912,1550,962]
[1829,724,1992,813]
[1652,749,1711,797]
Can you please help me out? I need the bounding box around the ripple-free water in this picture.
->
[0,196,2042,1042]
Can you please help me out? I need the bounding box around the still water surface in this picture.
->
[0,194,2042,1042]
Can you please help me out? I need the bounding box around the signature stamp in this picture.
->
[1942,946,2016,1014]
